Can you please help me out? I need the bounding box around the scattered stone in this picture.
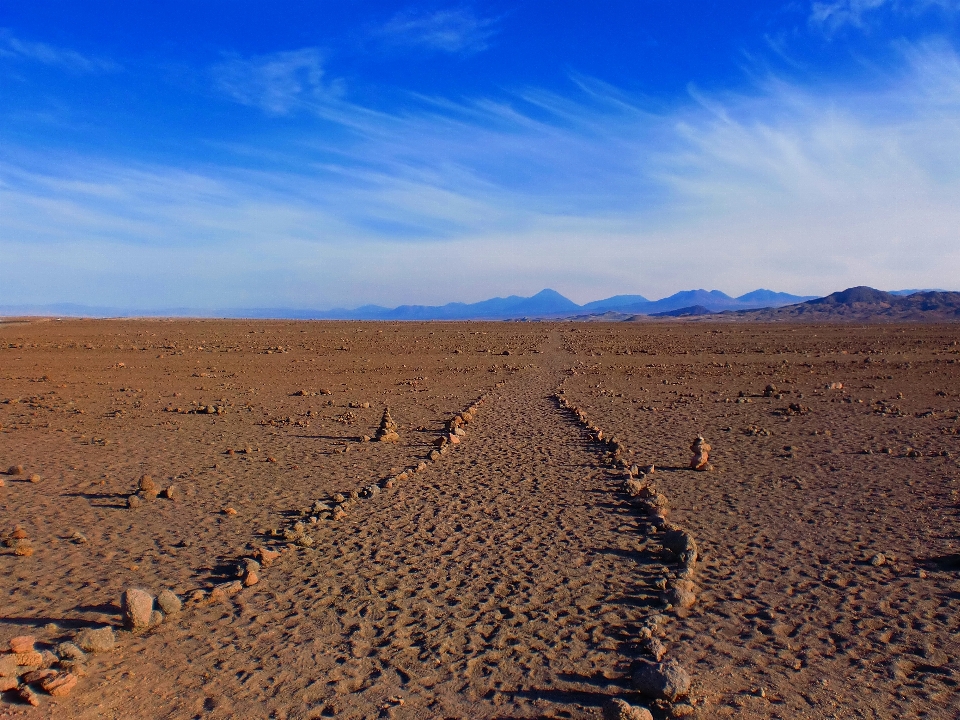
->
[70,531,88,544]
[242,570,259,587]
[121,588,154,630]
[161,485,177,500]
[0,676,17,692]
[0,655,19,677]
[18,686,40,707]
[670,703,696,717]
[56,643,85,662]
[154,589,181,617]
[633,659,691,701]
[223,507,238,516]
[448,434,460,445]
[429,450,441,461]
[14,541,34,557]
[871,553,887,567]
[15,651,43,668]
[28,474,41,484]
[127,494,142,509]
[764,384,778,397]
[642,636,667,661]
[74,627,115,654]
[7,465,24,476]
[666,579,698,609]
[9,636,36,654]
[603,698,654,720]
[149,610,164,627]
[138,475,157,498]
[624,478,647,497]
[255,548,280,567]
[39,651,58,669]
[10,527,28,541]
[21,668,56,684]
[42,672,78,697]
[689,435,712,471]
[375,408,400,442]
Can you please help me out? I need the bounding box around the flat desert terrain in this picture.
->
[0,319,958,719]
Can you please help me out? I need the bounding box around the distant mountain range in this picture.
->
[0,288,817,320]
[1,287,956,321]
[732,286,960,322]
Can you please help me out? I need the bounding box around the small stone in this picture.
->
[21,668,56,684]
[10,635,36,654]
[242,570,259,587]
[19,686,41,706]
[670,703,695,717]
[121,588,154,630]
[57,660,87,676]
[161,485,177,500]
[15,651,43,668]
[0,655,19,677]
[429,450,441,461]
[223,507,238,516]
[643,637,667,661]
[602,698,653,720]
[8,465,24,476]
[56,643,85,662]
[14,540,34,556]
[0,676,17,692]
[41,672,78,697]
[28,474,41,484]
[871,553,886,567]
[256,548,280,567]
[39,651,58,669]
[332,493,346,504]
[74,627,115,654]
[127,494,142,509]
[138,474,156,493]
[633,659,691,701]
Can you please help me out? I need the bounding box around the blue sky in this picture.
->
[2,1,960,310]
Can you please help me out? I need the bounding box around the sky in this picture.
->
[2,1,960,311]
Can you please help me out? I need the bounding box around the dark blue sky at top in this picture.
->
[5,0,956,165]
[2,1,960,308]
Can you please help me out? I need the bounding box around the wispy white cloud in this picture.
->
[3,43,960,308]
[0,30,119,73]
[376,7,499,54]
[810,0,960,33]
[211,48,344,115]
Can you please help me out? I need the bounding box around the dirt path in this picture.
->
[53,348,668,719]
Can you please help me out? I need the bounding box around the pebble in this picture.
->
[223,507,238,516]
[56,642,85,662]
[242,570,259,587]
[256,548,280,567]
[19,686,40,707]
[602,698,653,720]
[9,635,36,653]
[28,474,41,483]
[0,676,17,692]
[8,465,24,476]
[121,588,155,630]
[162,485,177,500]
[633,659,691,701]
[871,553,886,567]
[0,655,19,677]
[42,672,78,697]
[74,627,115,654]
[127,494,142,509]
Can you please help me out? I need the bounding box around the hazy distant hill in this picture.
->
[733,287,960,322]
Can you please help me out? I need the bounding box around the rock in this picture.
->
[28,474,41,484]
[671,703,695,717]
[689,435,712,471]
[138,474,156,494]
[56,643,85,662]
[633,659,691,701]
[19,686,40,707]
[0,655,19,677]
[871,553,886,567]
[0,676,18,692]
[255,547,280,567]
[149,610,164,627]
[39,651,58,669]
[13,541,34,557]
[15,651,43,668]
[10,527,28,540]
[666,579,698,609]
[9,636,36,654]
[642,637,667,661]
[121,588,154,630]
[624,479,647,497]
[242,570,259,587]
[127,494,142,509]
[74,627,115,653]
[603,698,654,720]
[21,668,57,684]
[223,507,238,516]
[447,434,460,445]
[56,660,86,676]
[8,465,24,476]
[42,672,78,697]
[375,408,400,442]
[429,450,441,461]
[161,485,177,500]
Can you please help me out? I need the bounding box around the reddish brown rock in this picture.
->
[121,588,154,630]
[0,676,18,692]
[15,651,43,667]
[42,672,78,697]
[9,635,36,654]
[21,668,56,684]
[28,474,41,484]
[19,686,40,706]
[7,465,24,476]
[255,547,280,567]
[689,435,712,471]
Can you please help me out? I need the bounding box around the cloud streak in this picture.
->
[3,43,960,308]
[0,30,119,73]
[376,7,499,54]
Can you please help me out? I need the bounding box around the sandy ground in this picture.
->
[0,320,958,719]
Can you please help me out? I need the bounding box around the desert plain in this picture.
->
[0,318,958,719]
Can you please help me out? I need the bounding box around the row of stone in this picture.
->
[554,381,699,720]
